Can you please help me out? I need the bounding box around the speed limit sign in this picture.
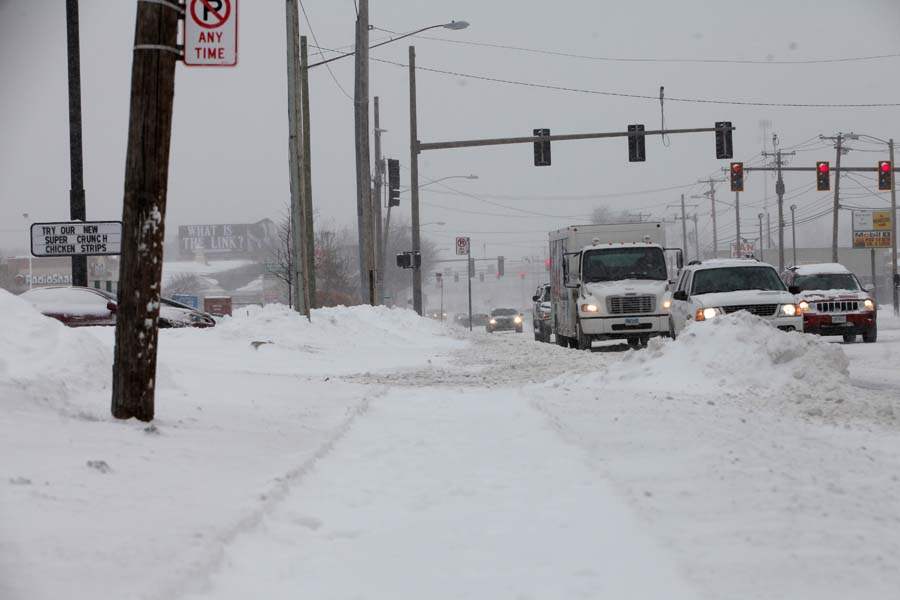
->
[455,236,470,255]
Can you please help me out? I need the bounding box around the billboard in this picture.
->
[852,210,892,249]
[178,219,276,259]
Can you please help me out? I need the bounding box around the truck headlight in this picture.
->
[695,307,723,321]
[864,299,875,311]
[662,299,672,310]
[581,303,599,313]
[780,304,799,316]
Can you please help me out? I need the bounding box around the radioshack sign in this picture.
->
[31,221,122,257]
[185,0,238,67]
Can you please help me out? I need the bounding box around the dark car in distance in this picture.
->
[487,308,524,333]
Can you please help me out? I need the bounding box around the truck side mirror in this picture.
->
[672,290,688,302]
[532,295,540,302]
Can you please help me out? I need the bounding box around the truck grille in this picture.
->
[722,304,778,317]
[607,295,655,314]
[815,300,858,313]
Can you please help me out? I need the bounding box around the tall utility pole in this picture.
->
[300,36,315,308]
[790,204,798,266]
[762,144,796,272]
[691,213,700,261]
[373,96,385,303]
[65,0,87,287]
[821,133,845,262]
[697,177,724,257]
[680,194,688,260]
[354,0,374,304]
[409,45,423,315]
[111,1,178,422]
[891,139,898,316]
[285,0,308,317]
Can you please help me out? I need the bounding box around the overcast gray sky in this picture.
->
[2,0,899,261]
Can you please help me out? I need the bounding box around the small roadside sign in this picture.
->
[455,236,470,256]
[184,0,238,67]
[31,221,122,257]
[852,209,892,249]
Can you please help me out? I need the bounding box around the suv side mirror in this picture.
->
[672,290,688,302]
[788,285,801,295]
[106,301,118,313]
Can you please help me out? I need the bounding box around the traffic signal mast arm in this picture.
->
[741,166,897,172]
[416,124,735,152]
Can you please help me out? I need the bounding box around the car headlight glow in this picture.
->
[780,304,798,317]
[513,315,523,324]
[662,299,672,310]
[489,318,497,325]
[581,303,599,313]
[695,307,722,321]
[864,299,875,310]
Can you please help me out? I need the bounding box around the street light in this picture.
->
[844,132,897,315]
[309,21,470,68]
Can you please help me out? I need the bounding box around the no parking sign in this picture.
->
[185,0,238,67]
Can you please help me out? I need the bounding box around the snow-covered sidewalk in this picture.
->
[180,388,697,600]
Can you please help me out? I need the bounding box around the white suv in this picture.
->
[668,259,803,337]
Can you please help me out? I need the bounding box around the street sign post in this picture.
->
[455,236,470,256]
[852,210,892,249]
[184,0,238,67]
[30,221,122,257]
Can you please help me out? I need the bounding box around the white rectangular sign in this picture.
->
[31,221,122,257]
[455,236,470,255]
[184,0,238,67]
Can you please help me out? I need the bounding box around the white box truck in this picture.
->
[549,222,682,349]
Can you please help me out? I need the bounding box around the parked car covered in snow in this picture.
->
[20,286,215,328]
[487,308,524,333]
[669,259,803,337]
[781,263,877,343]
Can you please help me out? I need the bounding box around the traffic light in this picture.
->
[387,159,400,206]
[878,160,892,191]
[497,255,505,276]
[533,128,551,166]
[729,162,744,192]
[627,124,646,162]
[396,252,411,269]
[715,121,733,159]
[816,161,830,191]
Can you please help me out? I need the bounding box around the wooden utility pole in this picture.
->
[409,45,423,315]
[831,133,844,262]
[285,0,308,317]
[354,0,374,303]
[300,35,315,308]
[111,1,179,421]
[762,145,796,271]
[65,0,87,287]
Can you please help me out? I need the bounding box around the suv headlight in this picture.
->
[489,318,497,325]
[513,315,523,324]
[864,299,875,311]
[694,307,723,321]
[780,304,801,317]
[798,300,810,313]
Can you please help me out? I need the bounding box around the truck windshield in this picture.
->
[692,266,786,295]
[793,273,859,291]
[582,247,667,282]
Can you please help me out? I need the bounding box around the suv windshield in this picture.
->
[794,273,859,291]
[692,266,786,295]
[491,308,518,316]
[541,286,550,302]
[582,247,667,283]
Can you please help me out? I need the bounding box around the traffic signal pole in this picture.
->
[891,140,898,316]
[408,46,423,315]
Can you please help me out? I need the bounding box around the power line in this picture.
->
[298,1,353,100]
[375,28,900,66]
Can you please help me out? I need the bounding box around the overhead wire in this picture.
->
[298,1,353,100]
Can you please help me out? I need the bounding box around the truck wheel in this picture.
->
[863,324,878,343]
[627,337,641,349]
[556,334,568,347]
[842,333,856,343]
[576,322,591,351]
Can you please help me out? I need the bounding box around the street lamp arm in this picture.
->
[309,22,465,68]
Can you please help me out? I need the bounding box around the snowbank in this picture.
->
[0,290,111,415]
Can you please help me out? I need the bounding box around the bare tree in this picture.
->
[163,272,205,297]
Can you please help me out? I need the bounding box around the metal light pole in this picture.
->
[790,204,798,267]
[65,0,87,287]
[735,191,741,258]
[892,139,898,315]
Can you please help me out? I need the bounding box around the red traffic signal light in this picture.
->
[878,161,892,190]
[816,161,830,191]
[730,162,744,192]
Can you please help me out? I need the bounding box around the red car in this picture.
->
[20,286,215,328]
[781,263,876,343]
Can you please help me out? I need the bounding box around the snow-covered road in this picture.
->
[3,294,900,599]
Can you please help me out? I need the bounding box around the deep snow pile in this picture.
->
[0,289,111,415]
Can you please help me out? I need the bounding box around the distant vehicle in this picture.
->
[782,263,876,343]
[669,259,802,337]
[487,308,523,333]
[20,286,215,328]
[470,313,490,327]
[532,283,552,342]
[453,313,469,327]
[427,309,448,321]
[549,222,681,350]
